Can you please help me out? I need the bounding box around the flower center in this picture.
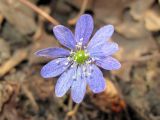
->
[73,50,89,64]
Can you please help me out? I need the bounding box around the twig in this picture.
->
[0,49,28,77]
[122,52,160,63]
[22,85,39,111]
[0,12,4,29]
[33,16,44,40]
[18,0,60,25]
[68,0,88,25]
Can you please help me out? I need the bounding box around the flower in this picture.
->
[35,14,121,103]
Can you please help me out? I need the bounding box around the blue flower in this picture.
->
[35,14,121,103]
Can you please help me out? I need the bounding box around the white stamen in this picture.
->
[84,46,87,49]
[70,50,75,55]
[77,42,82,46]
[72,75,76,80]
[82,67,86,72]
[86,72,91,77]
[93,57,100,61]
[75,41,83,50]
[56,60,60,64]
[67,57,71,61]
[91,57,96,62]
[64,62,69,65]
[80,38,83,42]
[86,52,90,56]
[71,63,77,68]
[86,59,92,64]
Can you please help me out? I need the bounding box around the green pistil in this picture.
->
[73,50,89,64]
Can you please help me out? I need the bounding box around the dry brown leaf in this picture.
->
[129,0,155,21]
[144,10,160,31]
[113,33,157,62]
[115,19,149,39]
[0,38,10,65]
[0,82,14,112]
[90,78,126,113]
[112,62,133,82]
[0,0,37,35]
[25,74,54,101]
[94,0,133,25]
[111,33,157,81]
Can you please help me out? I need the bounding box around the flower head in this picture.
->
[35,14,121,103]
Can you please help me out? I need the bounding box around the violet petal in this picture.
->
[53,25,76,49]
[35,47,70,58]
[41,58,70,78]
[88,42,119,58]
[87,64,106,93]
[87,25,114,49]
[71,66,87,103]
[75,14,93,45]
[96,56,121,70]
[55,66,76,97]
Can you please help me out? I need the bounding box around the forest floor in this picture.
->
[0,0,160,120]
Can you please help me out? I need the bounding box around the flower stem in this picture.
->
[67,104,80,117]
[68,95,73,111]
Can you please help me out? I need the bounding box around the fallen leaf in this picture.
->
[0,82,14,112]
[0,38,10,65]
[144,9,160,31]
[0,0,37,35]
[130,0,155,21]
[94,0,133,25]
[89,78,126,113]
[115,19,149,39]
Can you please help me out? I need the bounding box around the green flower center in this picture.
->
[73,50,89,64]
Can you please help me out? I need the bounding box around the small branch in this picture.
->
[22,85,39,111]
[122,52,160,63]
[68,0,88,25]
[0,13,4,29]
[0,49,28,77]
[19,0,60,25]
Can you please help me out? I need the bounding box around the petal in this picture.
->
[88,42,119,58]
[96,57,121,70]
[71,66,87,103]
[87,64,106,93]
[53,25,76,49]
[87,25,114,49]
[35,47,70,58]
[41,58,70,78]
[75,14,94,45]
[55,66,76,97]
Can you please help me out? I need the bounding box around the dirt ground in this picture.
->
[0,0,160,120]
